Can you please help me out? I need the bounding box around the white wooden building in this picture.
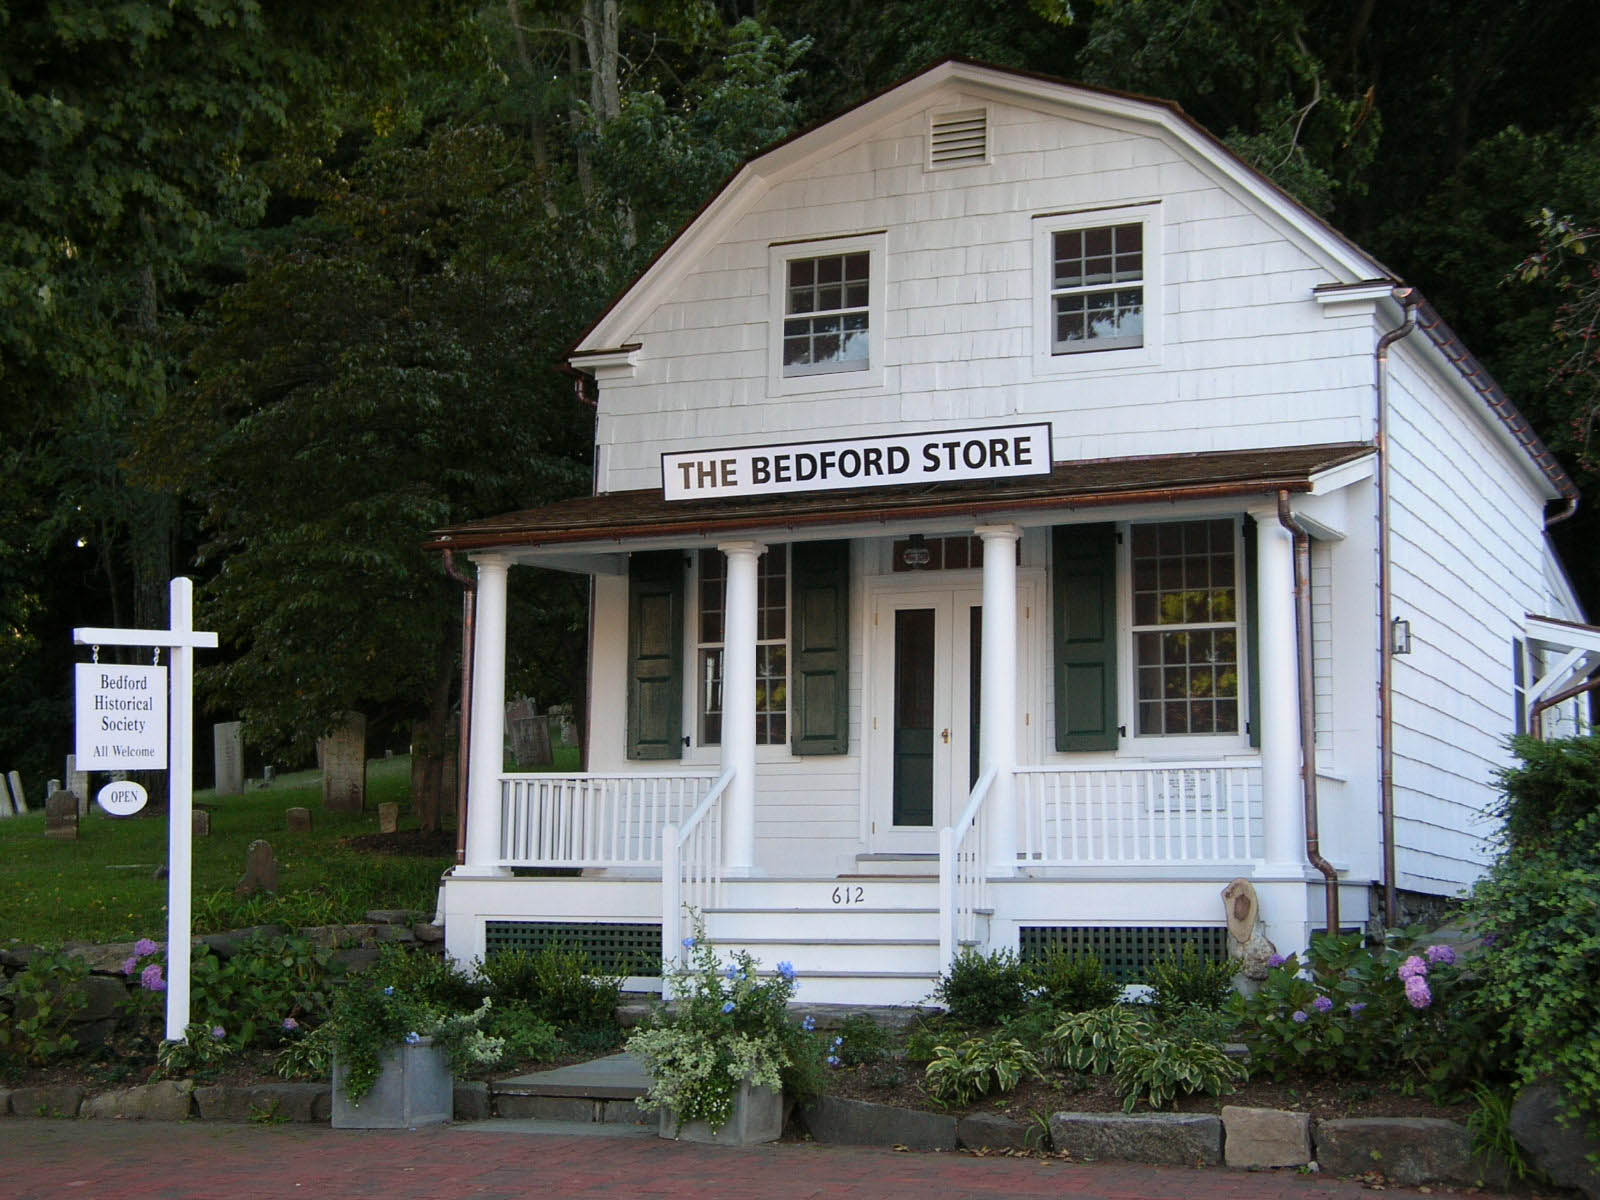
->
[428,60,1589,1003]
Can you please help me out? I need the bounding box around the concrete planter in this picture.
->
[659,1080,782,1145]
[332,1037,452,1129]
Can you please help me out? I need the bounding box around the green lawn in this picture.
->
[0,755,453,946]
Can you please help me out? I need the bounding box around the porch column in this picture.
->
[977,524,1021,874]
[719,539,765,876]
[459,553,512,877]
[1249,511,1307,875]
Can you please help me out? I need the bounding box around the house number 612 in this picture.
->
[830,886,865,905]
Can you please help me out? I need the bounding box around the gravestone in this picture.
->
[378,802,400,834]
[192,808,211,837]
[286,806,313,834]
[47,778,61,796]
[318,712,366,813]
[67,754,90,817]
[8,770,27,812]
[0,777,14,817]
[44,790,79,840]
[506,699,552,766]
[235,840,278,896]
[213,721,244,795]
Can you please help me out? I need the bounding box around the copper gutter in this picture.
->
[1278,492,1339,937]
[442,549,476,868]
[1376,288,1420,927]
[1531,675,1600,740]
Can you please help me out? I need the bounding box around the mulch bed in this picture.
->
[340,829,456,856]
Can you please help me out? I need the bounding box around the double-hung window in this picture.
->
[1033,204,1161,372]
[769,234,886,394]
[696,546,788,746]
[1131,519,1241,736]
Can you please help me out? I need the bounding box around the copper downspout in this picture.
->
[442,549,477,868]
[1377,287,1420,927]
[1278,492,1339,938]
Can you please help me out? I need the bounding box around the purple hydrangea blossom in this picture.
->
[1291,1010,1309,1023]
[140,963,166,992]
[134,938,159,957]
[1266,953,1288,968]
[1398,955,1428,980]
[122,956,140,976]
[1425,944,1457,966]
[1313,995,1334,1013]
[1404,974,1432,1009]
[211,1026,227,1040]
[282,1017,300,1032]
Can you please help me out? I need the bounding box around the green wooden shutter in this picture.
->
[627,551,684,760]
[1242,517,1262,749]
[790,540,850,755]
[1053,524,1119,751]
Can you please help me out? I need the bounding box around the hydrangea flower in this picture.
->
[122,956,139,976]
[1266,953,1287,968]
[682,937,696,950]
[140,963,166,992]
[1313,995,1334,1014]
[1291,1010,1309,1023]
[801,1015,816,1032]
[776,961,797,982]
[724,965,741,981]
[722,1001,735,1014]
[211,1026,227,1040]
[833,1036,844,1048]
[826,1055,841,1067]
[383,985,395,996]
[134,938,159,957]
[1404,975,1432,1009]
[1425,944,1457,966]
[282,1017,300,1032]
[1347,1002,1367,1016]
[1398,955,1428,980]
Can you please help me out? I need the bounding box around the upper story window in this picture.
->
[784,253,869,376]
[1033,203,1161,374]
[769,233,887,395]
[1050,223,1143,353]
[1131,519,1240,736]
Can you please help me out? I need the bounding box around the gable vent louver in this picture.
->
[929,108,988,168]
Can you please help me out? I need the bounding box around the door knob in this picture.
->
[941,728,950,743]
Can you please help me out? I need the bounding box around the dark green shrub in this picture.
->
[833,1012,891,1067]
[371,944,484,1011]
[1467,808,1600,1138]
[479,945,622,1032]
[1145,943,1236,1010]
[1491,733,1600,851]
[487,1000,562,1064]
[931,948,1031,1027]
[187,933,337,1048]
[1028,947,1122,1012]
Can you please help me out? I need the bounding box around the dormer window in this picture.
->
[784,253,869,375]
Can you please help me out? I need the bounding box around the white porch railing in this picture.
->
[938,766,996,971]
[660,767,734,997]
[1016,761,1263,864]
[497,772,717,868]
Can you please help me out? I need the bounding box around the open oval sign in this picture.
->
[97,780,148,817]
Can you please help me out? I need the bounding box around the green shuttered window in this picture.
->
[627,551,685,760]
[791,540,850,755]
[1053,524,1119,750]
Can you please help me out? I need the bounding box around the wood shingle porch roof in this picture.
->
[427,442,1374,552]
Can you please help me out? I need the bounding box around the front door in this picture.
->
[871,588,983,852]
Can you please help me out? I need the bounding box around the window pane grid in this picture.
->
[1050,223,1144,354]
[785,253,869,374]
[1131,520,1241,736]
[698,546,788,746]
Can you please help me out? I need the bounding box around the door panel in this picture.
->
[892,608,936,826]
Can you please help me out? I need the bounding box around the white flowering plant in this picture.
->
[627,923,823,1131]
[328,975,504,1103]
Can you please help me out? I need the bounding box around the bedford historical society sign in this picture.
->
[75,662,168,770]
[661,422,1053,502]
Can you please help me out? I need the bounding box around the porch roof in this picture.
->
[427,442,1374,553]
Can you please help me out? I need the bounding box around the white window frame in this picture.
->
[768,233,887,396]
[1119,516,1251,757]
[1032,202,1163,375]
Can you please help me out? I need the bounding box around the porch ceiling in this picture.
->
[427,441,1375,553]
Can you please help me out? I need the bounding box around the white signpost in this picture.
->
[73,577,218,1043]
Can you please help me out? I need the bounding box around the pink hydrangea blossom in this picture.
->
[1424,944,1457,966]
[140,963,166,992]
[134,938,159,957]
[122,956,139,976]
[1398,955,1428,980]
[1404,974,1432,1009]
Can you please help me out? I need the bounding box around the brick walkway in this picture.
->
[6,1120,1513,1200]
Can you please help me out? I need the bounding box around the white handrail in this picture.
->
[497,771,715,867]
[660,766,735,998]
[938,766,997,972]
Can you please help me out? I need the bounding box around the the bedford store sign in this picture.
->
[662,422,1053,502]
